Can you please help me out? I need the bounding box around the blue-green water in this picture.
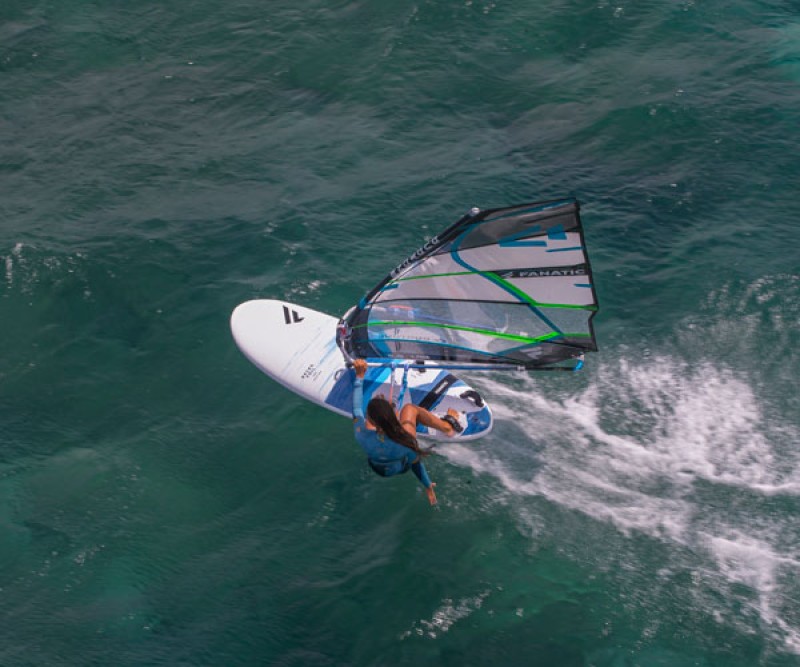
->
[2,1,800,665]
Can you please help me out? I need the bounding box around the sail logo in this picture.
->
[390,236,441,278]
[283,306,305,324]
[497,267,586,278]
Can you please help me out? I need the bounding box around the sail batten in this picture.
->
[339,198,599,370]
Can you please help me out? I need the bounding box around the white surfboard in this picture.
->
[231,299,493,441]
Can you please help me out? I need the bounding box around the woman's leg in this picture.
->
[399,404,459,437]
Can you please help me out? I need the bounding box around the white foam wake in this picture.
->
[443,353,800,654]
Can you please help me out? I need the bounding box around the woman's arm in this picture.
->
[410,459,432,488]
[352,359,368,420]
[352,377,365,420]
[410,461,437,506]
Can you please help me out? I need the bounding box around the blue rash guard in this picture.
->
[352,377,432,488]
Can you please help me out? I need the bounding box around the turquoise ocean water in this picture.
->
[2,1,800,665]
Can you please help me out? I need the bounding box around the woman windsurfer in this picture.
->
[351,359,462,506]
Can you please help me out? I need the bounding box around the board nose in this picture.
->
[231,299,305,332]
[230,299,328,376]
[230,300,293,359]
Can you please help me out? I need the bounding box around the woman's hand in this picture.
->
[425,483,437,506]
[352,359,368,379]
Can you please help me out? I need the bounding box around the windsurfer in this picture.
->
[351,359,462,506]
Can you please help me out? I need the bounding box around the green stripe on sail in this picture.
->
[354,320,591,344]
[389,272,597,311]
[485,271,544,310]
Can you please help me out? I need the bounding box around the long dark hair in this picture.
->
[366,397,429,457]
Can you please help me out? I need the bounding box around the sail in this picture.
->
[338,198,599,370]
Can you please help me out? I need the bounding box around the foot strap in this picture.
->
[441,414,463,434]
[460,389,484,407]
[418,374,458,411]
